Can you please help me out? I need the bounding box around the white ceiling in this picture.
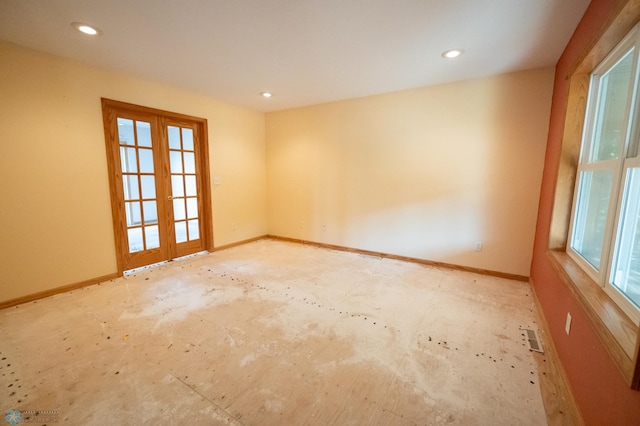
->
[0,0,591,112]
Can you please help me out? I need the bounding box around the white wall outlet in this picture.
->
[565,312,572,335]
[474,242,483,251]
[213,176,222,186]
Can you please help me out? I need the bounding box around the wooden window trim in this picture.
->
[548,0,640,389]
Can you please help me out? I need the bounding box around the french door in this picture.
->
[102,99,213,273]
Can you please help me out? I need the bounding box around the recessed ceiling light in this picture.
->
[71,22,102,36]
[261,92,273,98]
[442,49,463,59]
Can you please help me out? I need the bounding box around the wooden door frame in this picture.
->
[101,98,214,275]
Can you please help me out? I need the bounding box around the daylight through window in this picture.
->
[569,23,640,324]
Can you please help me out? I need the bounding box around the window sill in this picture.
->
[547,250,640,389]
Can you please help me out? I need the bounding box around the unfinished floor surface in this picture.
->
[1,239,549,425]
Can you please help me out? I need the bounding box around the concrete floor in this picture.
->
[1,239,550,425]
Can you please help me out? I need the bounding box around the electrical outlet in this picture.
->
[565,312,572,335]
[474,242,483,251]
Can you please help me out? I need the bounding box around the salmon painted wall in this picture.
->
[530,0,640,423]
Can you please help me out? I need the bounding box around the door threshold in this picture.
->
[124,251,209,275]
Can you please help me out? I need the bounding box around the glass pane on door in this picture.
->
[116,118,159,253]
[168,125,200,244]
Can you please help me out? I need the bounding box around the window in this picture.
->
[569,24,640,325]
[547,2,640,390]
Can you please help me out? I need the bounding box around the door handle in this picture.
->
[167,196,173,200]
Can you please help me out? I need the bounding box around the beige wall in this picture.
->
[265,68,554,276]
[0,41,267,302]
[0,38,553,303]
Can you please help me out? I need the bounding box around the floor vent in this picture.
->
[523,328,544,353]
